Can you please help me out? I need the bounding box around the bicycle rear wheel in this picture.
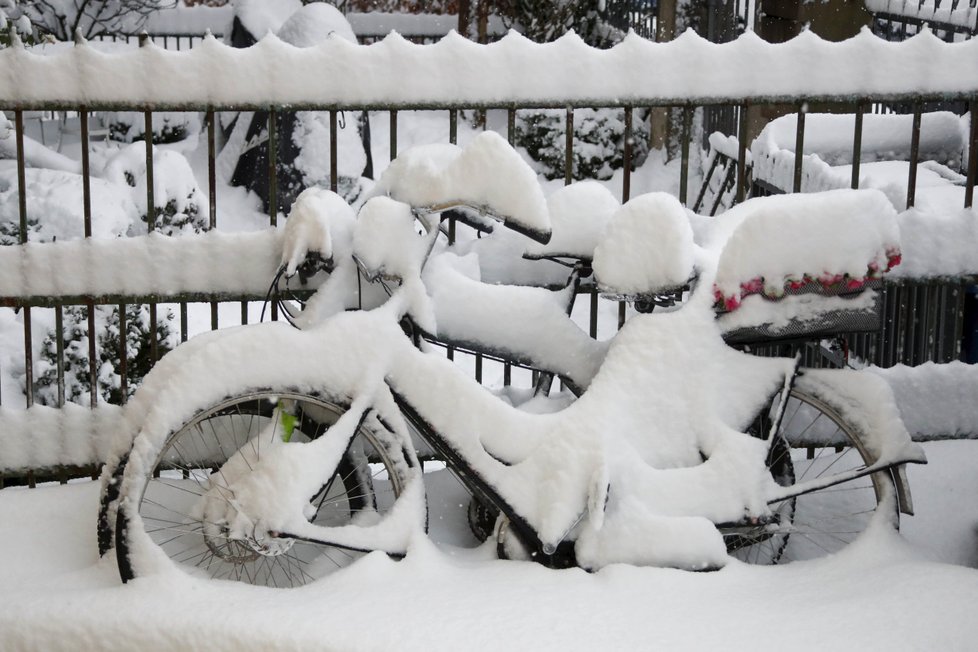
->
[116,390,411,588]
[726,389,898,564]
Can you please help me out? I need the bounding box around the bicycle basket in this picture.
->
[719,278,883,345]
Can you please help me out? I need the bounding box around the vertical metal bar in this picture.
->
[15,111,33,407]
[507,108,516,145]
[144,110,155,232]
[118,303,128,404]
[144,110,159,365]
[622,107,632,203]
[149,303,159,363]
[330,109,339,193]
[79,110,99,407]
[447,111,457,359]
[475,354,482,384]
[81,109,92,237]
[180,303,188,343]
[207,109,217,229]
[792,104,806,193]
[936,285,949,362]
[55,306,64,407]
[268,109,278,226]
[906,284,919,365]
[15,110,27,241]
[590,289,598,339]
[390,110,398,160]
[851,103,864,189]
[207,110,218,332]
[619,106,633,332]
[87,302,98,407]
[241,301,249,325]
[966,99,977,208]
[906,105,922,210]
[565,107,574,186]
[736,103,749,203]
[952,282,965,361]
[679,106,692,205]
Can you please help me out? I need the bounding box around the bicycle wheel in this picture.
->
[726,389,898,564]
[116,390,411,588]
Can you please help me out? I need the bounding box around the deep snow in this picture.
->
[0,440,976,651]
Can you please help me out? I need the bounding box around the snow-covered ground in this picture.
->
[0,439,976,651]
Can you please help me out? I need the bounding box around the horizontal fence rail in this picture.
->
[1,31,977,484]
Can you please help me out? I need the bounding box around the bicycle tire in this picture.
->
[726,388,898,564]
[115,389,414,588]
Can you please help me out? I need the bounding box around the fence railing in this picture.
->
[1,31,977,483]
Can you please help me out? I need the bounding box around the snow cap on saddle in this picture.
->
[592,192,695,297]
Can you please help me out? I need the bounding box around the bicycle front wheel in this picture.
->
[116,390,411,588]
[726,389,898,564]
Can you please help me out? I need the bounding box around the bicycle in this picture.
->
[101,132,925,587]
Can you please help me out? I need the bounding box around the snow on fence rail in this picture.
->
[3,29,978,109]
[1,29,978,482]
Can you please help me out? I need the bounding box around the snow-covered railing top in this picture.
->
[1,28,977,110]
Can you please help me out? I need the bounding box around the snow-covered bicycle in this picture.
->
[102,133,925,587]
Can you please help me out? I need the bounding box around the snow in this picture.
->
[277,3,356,47]
[592,192,695,295]
[2,28,978,108]
[523,181,619,260]
[101,142,205,235]
[421,251,607,389]
[865,0,978,30]
[890,207,978,278]
[0,229,282,297]
[708,189,900,311]
[0,94,976,645]
[0,403,122,471]
[1,470,978,650]
[0,167,133,242]
[745,112,978,279]
[367,132,551,241]
[869,362,978,441]
[753,112,967,170]
[233,0,302,39]
[280,187,354,277]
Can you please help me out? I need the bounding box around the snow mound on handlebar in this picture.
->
[367,132,550,240]
[592,193,695,295]
[524,181,620,259]
[280,187,355,276]
[709,189,900,311]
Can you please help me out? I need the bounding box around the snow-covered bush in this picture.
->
[516,108,649,181]
[34,303,176,406]
[291,110,370,204]
[0,1,36,47]
[0,167,134,243]
[502,0,615,46]
[102,143,206,235]
[103,111,201,145]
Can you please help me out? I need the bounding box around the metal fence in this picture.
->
[0,36,977,484]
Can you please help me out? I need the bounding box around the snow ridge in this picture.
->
[1,28,977,108]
